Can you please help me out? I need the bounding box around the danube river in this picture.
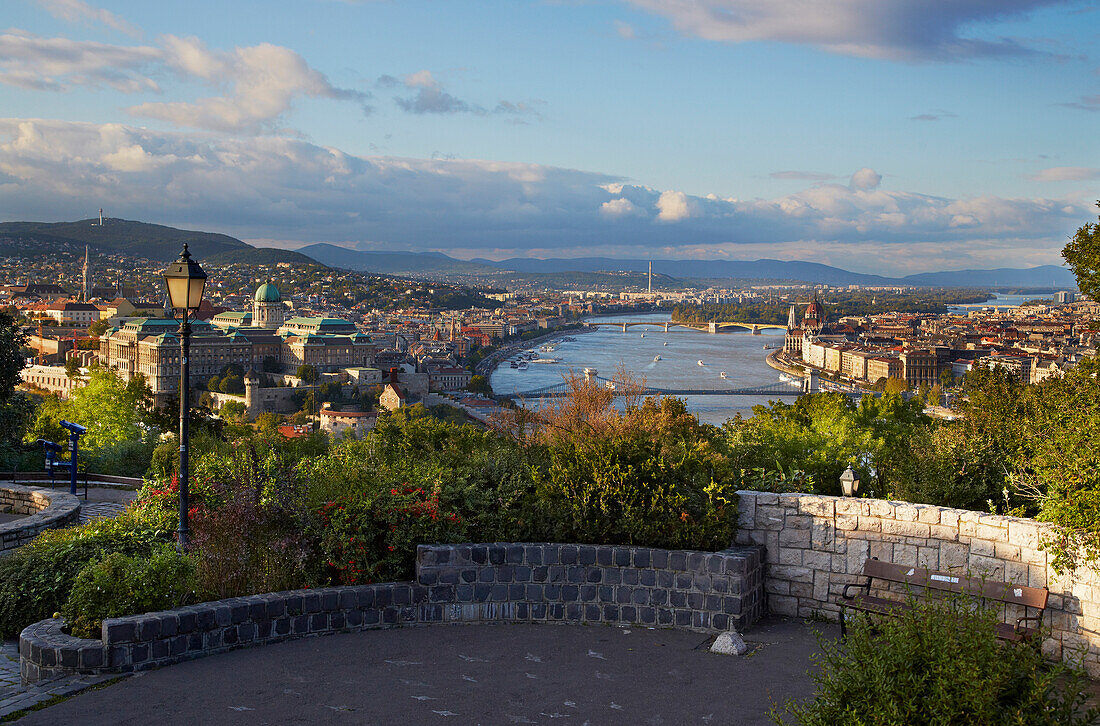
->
[490,312,789,425]
[490,294,1043,425]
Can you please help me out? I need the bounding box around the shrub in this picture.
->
[773,596,1100,726]
[0,510,171,638]
[62,546,197,638]
[317,481,465,584]
[190,489,317,599]
[533,429,736,550]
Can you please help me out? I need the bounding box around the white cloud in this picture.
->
[1028,167,1100,182]
[849,167,882,191]
[0,31,160,92]
[36,0,140,37]
[623,0,1063,60]
[0,31,369,133]
[656,190,694,221]
[129,38,370,132]
[600,197,642,217]
[0,118,1087,273]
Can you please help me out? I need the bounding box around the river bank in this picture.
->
[491,313,788,424]
[473,326,593,379]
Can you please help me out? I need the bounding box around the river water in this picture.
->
[490,295,1044,425]
[490,312,789,425]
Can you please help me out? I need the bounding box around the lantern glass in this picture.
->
[840,466,860,497]
[162,244,207,314]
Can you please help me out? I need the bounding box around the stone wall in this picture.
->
[20,542,763,684]
[0,485,80,552]
[735,491,1098,675]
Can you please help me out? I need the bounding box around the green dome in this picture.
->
[254,283,281,303]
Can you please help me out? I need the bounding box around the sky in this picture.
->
[0,0,1098,274]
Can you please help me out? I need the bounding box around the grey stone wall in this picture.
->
[20,542,764,684]
[0,485,80,552]
[735,491,1099,676]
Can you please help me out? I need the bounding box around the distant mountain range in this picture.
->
[0,219,1079,288]
[297,246,1078,288]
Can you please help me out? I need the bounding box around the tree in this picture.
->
[64,356,82,380]
[86,319,111,337]
[883,377,908,395]
[467,374,492,396]
[219,400,247,422]
[255,412,284,436]
[25,369,149,451]
[219,374,244,394]
[296,364,319,383]
[1063,202,1100,300]
[0,311,27,403]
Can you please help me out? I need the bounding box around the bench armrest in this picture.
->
[1015,614,1043,633]
[843,579,872,600]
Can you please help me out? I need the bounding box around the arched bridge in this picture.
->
[496,375,808,400]
[584,320,787,335]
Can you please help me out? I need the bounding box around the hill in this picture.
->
[298,244,501,276]
[0,218,249,260]
[900,265,1077,288]
[203,247,321,266]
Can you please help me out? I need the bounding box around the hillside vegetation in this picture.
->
[0,218,248,260]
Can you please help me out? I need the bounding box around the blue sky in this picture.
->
[0,0,1097,273]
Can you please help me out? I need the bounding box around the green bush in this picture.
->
[774,596,1100,726]
[533,429,736,550]
[0,510,171,638]
[62,546,197,638]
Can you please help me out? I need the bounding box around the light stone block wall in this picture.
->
[735,491,1100,676]
[0,485,81,552]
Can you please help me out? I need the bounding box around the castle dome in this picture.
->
[254,283,281,303]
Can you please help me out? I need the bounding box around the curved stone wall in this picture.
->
[0,485,80,552]
[735,491,1098,675]
[20,542,764,684]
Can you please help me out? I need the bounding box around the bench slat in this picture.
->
[842,593,1039,642]
[861,559,1048,608]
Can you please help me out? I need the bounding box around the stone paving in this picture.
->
[1,487,136,719]
[16,618,827,725]
[78,501,129,525]
[0,641,119,720]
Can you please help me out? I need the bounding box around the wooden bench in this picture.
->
[839,558,1048,643]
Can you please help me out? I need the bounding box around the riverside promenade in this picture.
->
[15,619,827,725]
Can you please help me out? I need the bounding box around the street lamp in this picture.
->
[840,466,860,498]
[162,244,207,551]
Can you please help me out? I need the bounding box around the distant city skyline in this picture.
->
[0,0,1097,274]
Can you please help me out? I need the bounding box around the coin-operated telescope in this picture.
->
[36,420,86,495]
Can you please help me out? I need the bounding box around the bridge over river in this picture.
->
[496,374,810,401]
[584,320,787,334]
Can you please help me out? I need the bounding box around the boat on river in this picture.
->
[653,355,661,362]
[720,372,728,379]
[697,360,705,366]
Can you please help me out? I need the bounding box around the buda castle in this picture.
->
[99,283,376,406]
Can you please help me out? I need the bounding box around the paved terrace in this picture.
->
[14,619,827,725]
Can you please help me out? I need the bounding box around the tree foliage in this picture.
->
[0,310,26,403]
[1063,201,1100,301]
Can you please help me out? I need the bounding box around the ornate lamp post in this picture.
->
[840,465,860,498]
[162,244,207,551]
